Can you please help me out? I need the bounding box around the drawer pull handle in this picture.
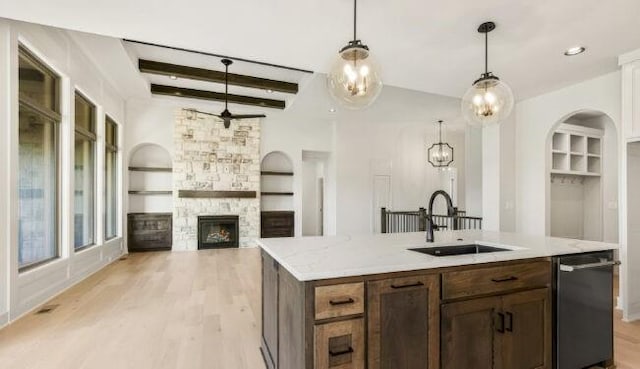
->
[491,276,518,283]
[505,312,513,332]
[390,281,424,289]
[329,346,354,357]
[329,298,355,306]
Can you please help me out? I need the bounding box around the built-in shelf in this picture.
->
[570,135,585,154]
[550,124,603,176]
[178,190,257,199]
[587,137,601,155]
[128,190,173,195]
[261,151,295,214]
[261,171,294,176]
[551,170,600,177]
[128,166,173,172]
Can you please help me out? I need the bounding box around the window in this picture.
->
[18,46,60,269]
[104,116,118,240]
[74,93,96,249]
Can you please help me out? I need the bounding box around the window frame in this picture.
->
[104,115,119,241]
[17,45,62,272]
[73,91,98,251]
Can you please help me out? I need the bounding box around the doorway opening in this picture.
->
[302,151,329,236]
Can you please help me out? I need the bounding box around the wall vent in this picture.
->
[35,304,59,315]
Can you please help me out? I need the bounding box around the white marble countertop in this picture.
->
[257,230,618,281]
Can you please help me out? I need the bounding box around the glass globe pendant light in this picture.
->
[461,22,514,126]
[428,120,454,168]
[327,0,383,109]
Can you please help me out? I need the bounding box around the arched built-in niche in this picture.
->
[545,110,618,242]
[128,143,173,214]
[260,151,295,238]
[260,151,294,211]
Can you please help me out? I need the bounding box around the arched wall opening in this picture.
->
[545,109,619,242]
[127,143,173,214]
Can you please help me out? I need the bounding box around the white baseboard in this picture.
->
[4,248,123,327]
[623,310,640,322]
[0,311,8,329]
[617,296,623,310]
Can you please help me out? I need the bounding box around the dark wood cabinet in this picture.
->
[441,288,551,369]
[261,211,294,238]
[501,288,551,369]
[368,274,440,369]
[441,296,501,369]
[262,255,552,369]
[127,213,172,252]
[261,252,279,369]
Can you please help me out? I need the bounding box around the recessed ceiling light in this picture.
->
[564,46,586,56]
[265,89,274,94]
[169,75,178,80]
[329,108,336,113]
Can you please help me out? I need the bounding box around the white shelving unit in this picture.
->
[260,152,294,211]
[549,122,605,242]
[550,124,603,176]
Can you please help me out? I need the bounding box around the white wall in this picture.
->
[515,72,621,236]
[482,124,501,231]
[619,51,640,321]
[0,19,126,326]
[465,126,483,217]
[500,115,517,232]
[624,142,640,319]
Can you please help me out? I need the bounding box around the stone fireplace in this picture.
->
[172,111,260,250]
[198,215,239,249]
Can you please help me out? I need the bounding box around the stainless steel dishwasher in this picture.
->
[553,250,618,369]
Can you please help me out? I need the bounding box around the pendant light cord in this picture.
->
[353,0,358,41]
[438,120,443,143]
[225,63,229,110]
[484,31,489,75]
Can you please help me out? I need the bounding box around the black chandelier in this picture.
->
[428,120,454,168]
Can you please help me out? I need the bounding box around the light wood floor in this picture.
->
[0,248,638,369]
[0,249,266,369]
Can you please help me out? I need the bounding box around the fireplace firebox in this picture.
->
[198,215,239,249]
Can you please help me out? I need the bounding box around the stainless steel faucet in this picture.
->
[426,190,456,243]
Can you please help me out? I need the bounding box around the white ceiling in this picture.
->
[4,0,640,100]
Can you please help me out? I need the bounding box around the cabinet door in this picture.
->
[261,252,278,368]
[441,296,503,369]
[368,275,440,369]
[501,288,551,369]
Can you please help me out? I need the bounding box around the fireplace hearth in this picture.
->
[198,215,239,249]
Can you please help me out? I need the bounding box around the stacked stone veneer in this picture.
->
[173,111,260,249]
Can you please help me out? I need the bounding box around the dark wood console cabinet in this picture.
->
[127,213,172,252]
[261,211,294,238]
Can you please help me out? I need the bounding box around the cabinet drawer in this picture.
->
[314,318,365,369]
[442,261,550,300]
[315,282,364,320]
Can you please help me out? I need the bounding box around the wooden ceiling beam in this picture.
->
[150,84,286,110]
[140,59,299,94]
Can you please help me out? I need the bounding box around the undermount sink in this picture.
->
[408,244,510,257]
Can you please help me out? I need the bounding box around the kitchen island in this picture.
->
[258,230,618,369]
